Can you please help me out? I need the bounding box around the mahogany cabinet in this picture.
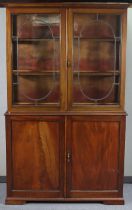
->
[3,2,128,205]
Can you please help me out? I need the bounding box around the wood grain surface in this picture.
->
[7,115,65,198]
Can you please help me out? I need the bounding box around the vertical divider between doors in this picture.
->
[60,9,67,111]
[64,8,68,198]
[65,115,72,198]
[67,9,73,110]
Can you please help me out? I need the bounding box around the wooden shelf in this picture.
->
[12,102,60,106]
[74,102,119,106]
[12,70,60,75]
[12,70,119,76]
[73,71,120,76]
[12,37,120,43]
[12,36,59,42]
[73,37,121,42]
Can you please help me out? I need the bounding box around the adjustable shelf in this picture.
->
[73,36,121,42]
[12,36,60,42]
[73,70,120,76]
[12,70,60,75]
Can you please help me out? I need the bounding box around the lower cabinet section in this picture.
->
[5,114,126,204]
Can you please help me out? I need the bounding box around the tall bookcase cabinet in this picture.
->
[1,1,128,205]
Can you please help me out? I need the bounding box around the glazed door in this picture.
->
[68,9,127,111]
[7,8,66,111]
[7,116,65,199]
[66,116,125,199]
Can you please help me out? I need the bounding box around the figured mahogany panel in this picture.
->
[67,116,125,198]
[10,116,64,197]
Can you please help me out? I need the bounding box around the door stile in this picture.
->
[60,9,67,111]
[65,116,72,197]
[67,9,73,111]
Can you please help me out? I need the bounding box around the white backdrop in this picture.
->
[0,8,132,176]
[0,8,7,176]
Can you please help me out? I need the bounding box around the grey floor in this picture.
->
[0,184,132,210]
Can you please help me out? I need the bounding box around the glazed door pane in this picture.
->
[71,12,121,106]
[12,13,62,106]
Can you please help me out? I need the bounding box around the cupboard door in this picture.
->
[68,9,127,110]
[66,116,125,198]
[7,8,66,111]
[7,116,65,199]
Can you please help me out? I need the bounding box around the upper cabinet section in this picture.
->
[7,8,66,111]
[6,6,127,112]
[68,9,127,111]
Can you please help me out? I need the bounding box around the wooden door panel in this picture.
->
[67,116,125,198]
[72,121,119,190]
[10,116,64,198]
